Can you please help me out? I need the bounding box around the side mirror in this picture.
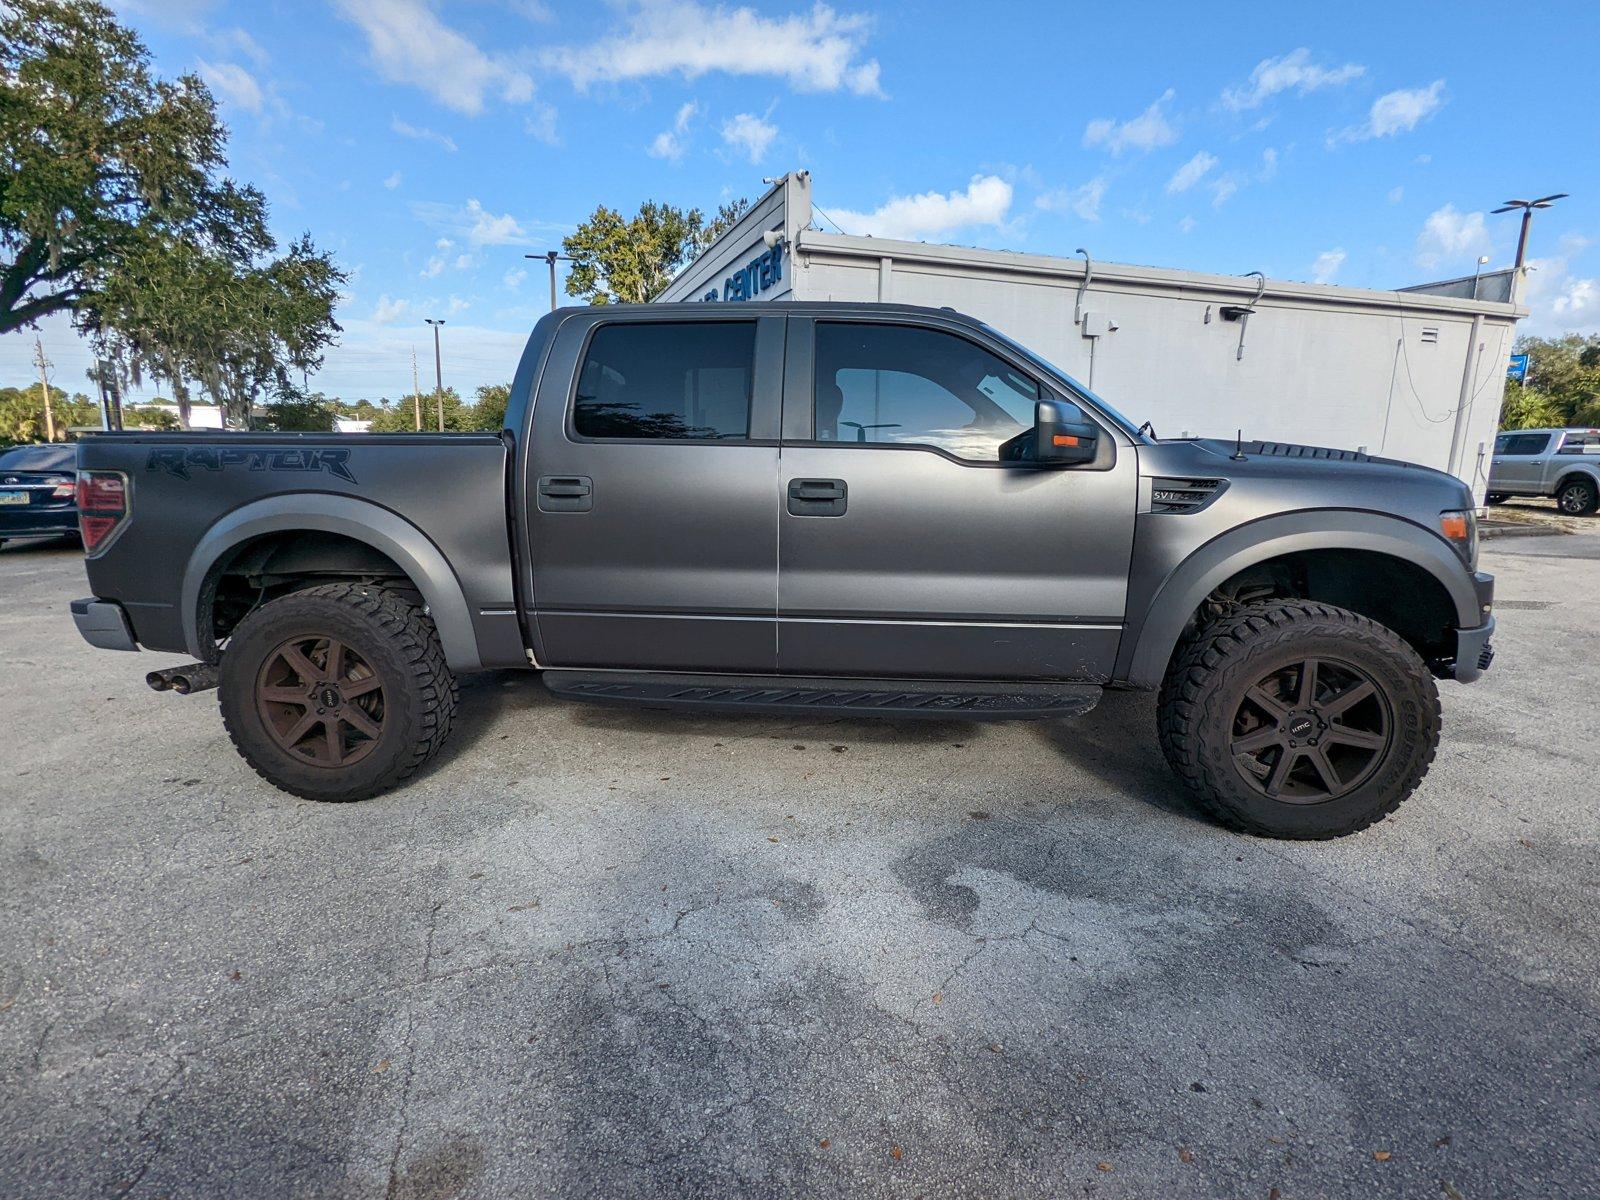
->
[1035,398,1098,465]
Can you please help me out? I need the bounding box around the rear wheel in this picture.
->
[1556,477,1599,516]
[219,583,457,801]
[1158,600,1440,839]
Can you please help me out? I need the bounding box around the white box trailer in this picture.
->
[657,172,1525,501]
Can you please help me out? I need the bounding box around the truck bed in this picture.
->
[77,431,517,667]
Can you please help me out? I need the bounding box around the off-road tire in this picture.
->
[1556,477,1599,516]
[219,583,457,801]
[1157,600,1440,839]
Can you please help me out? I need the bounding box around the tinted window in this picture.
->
[573,322,755,440]
[813,322,1039,461]
[0,444,75,471]
[1497,433,1550,456]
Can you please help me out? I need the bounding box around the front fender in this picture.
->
[1116,509,1479,688]
[180,493,483,672]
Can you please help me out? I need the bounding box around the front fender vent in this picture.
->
[1150,476,1226,514]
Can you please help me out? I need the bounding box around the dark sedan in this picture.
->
[0,443,79,547]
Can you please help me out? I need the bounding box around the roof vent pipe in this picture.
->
[1074,249,1092,325]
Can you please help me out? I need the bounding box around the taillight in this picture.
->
[51,476,75,498]
[76,471,129,555]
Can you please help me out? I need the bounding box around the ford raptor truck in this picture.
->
[69,302,1496,839]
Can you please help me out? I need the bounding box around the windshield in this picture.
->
[979,323,1147,441]
[0,444,75,472]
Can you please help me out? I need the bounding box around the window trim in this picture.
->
[786,313,1116,471]
[563,315,773,447]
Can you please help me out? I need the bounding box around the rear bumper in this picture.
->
[71,597,139,652]
[0,508,78,537]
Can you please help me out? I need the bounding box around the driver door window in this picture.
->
[813,322,1039,462]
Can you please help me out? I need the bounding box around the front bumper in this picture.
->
[1450,571,1496,683]
[71,597,139,652]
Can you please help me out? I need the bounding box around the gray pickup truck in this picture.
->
[1486,427,1600,514]
[70,302,1495,839]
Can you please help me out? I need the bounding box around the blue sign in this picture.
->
[1507,353,1530,382]
[701,243,785,302]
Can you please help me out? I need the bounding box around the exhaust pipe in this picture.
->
[146,663,220,695]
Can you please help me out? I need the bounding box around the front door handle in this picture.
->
[788,477,847,516]
[538,475,592,513]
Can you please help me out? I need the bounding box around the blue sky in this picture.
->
[9,0,1600,404]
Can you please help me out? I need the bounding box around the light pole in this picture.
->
[1492,194,1568,270]
[1471,254,1489,300]
[525,251,573,312]
[424,318,445,431]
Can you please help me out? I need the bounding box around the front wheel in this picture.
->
[1556,477,1599,516]
[1158,601,1440,839]
[219,583,458,801]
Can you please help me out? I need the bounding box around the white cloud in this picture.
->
[829,175,1013,241]
[447,295,471,314]
[197,58,264,112]
[649,101,699,161]
[1552,278,1600,323]
[544,1,882,96]
[454,253,477,270]
[1221,48,1364,111]
[1178,215,1197,234]
[1166,150,1217,194]
[1258,147,1278,181]
[1387,185,1404,204]
[391,117,457,152]
[503,267,527,290]
[421,255,446,279]
[1414,203,1490,270]
[385,170,403,189]
[1035,177,1107,222]
[372,294,409,324]
[523,103,560,145]
[410,198,555,247]
[1334,80,1446,143]
[334,0,535,115]
[721,111,778,163]
[1311,248,1346,284]
[1210,177,1238,208]
[1083,89,1177,154]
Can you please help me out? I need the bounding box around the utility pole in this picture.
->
[1493,194,1568,271]
[411,347,422,431]
[33,337,55,442]
[424,318,445,431]
[525,251,571,313]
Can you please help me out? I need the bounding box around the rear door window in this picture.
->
[1557,432,1600,454]
[572,321,756,441]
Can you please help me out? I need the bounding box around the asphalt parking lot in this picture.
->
[2,534,1597,1199]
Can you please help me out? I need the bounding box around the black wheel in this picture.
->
[1485,493,1508,505]
[1158,600,1440,839]
[219,583,457,801]
[1555,477,1599,516]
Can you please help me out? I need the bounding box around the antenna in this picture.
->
[1232,427,1247,460]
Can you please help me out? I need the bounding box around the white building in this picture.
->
[658,172,1525,501]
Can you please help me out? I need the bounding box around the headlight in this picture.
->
[1439,508,1476,565]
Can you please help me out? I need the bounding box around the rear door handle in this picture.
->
[538,475,592,513]
[787,477,847,516]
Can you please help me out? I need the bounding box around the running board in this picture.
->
[542,671,1102,721]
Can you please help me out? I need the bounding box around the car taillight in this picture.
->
[51,476,75,498]
[77,471,129,555]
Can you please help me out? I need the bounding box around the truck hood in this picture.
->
[1137,436,1476,523]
